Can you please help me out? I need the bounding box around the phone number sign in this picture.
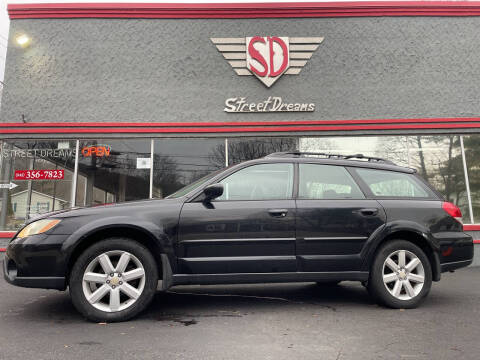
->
[14,170,64,180]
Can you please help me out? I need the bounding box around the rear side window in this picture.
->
[355,168,433,198]
[298,164,365,199]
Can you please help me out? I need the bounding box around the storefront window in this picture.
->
[153,138,225,198]
[2,135,479,230]
[76,139,150,205]
[0,140,76,231]
[300,135,471,221]
[461,135,480,223]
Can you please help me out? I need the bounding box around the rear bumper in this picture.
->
[438,232,474,273]
[441,259,473,273]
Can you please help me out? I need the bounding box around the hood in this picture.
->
[26,197,183,223]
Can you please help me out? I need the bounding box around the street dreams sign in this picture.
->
[212,36,323,87]
[224,96,315,113]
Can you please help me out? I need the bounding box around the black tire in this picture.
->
[69,238,158,322]
[368,240,432,309]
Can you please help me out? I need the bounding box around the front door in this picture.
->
[295,163,386,272]
[177,162,296,274]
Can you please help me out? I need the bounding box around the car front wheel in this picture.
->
[368,239,432,309]
[69,238,158,322]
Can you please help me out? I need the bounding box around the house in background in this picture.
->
[11,190,68,219]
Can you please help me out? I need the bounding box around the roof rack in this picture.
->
[265,151,396,165]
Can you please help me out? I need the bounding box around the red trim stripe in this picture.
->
[0,232,16,239]
[464,225,480,231]
[1,117,480,128]
[0,232,15,252]
[8,2,480,19]
[474,240,480,244]
[2,117,480,134]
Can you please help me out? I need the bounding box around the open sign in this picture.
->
[81,145,111,157]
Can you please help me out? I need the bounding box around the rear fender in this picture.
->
[361,221,441,281]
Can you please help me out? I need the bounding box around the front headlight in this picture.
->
[17,219,61,239]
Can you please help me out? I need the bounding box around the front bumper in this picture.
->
[3,255,66,289]
[3,233,69,290]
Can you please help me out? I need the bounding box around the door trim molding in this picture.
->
[303,236,368,241]
[179,237,296,244]
[180,255,295,262]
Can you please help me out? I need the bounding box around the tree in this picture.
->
[152,153,183,198]
[375,135,468,213]
[209,138,298,168]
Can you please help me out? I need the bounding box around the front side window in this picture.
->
[299,164,365,199]
[167,169,223,199]
[217,163,294,201]
[356,168,433,198]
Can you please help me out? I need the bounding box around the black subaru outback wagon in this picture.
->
[4,152,473,322]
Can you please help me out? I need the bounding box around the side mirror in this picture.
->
[203,183,223,202]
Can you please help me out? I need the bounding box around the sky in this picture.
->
[0,0,410,82]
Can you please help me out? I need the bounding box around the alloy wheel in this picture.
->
[382,249,425,301]
[82,250,146,312]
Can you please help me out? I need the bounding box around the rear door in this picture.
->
[177,162,296,274]
[295,163,386,272]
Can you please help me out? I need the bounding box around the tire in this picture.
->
[367,240,432,309]
[69,238,158,322]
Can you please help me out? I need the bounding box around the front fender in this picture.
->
[60,216,172,270]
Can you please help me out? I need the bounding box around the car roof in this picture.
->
[246,152,416,174]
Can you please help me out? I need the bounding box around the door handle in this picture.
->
[268,209,288,218]
[359,208,379,216]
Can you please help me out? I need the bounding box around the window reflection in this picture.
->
[226,137,298,165]
[461,136,480,223]
[2,134,480,230]
[0,140,76,231]
[153,139,225,198]
[76,139,150,205]
[300,136,470,221]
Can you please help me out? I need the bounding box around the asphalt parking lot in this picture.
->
[0,259,479,360]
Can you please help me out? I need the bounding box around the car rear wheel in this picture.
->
[69,238,158,322]
[368,240,432,309]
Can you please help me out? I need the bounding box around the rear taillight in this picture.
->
[442,202,462,224]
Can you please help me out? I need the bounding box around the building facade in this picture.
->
[1,1,480,262]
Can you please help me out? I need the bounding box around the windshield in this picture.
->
[166,169,224,199]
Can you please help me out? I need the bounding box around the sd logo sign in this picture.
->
[212,36,323,87]
[246,36,289,87]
